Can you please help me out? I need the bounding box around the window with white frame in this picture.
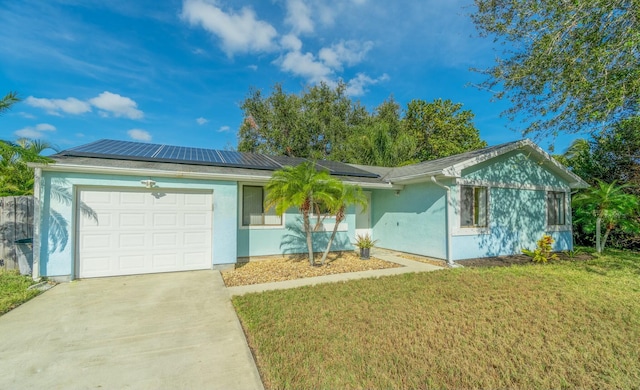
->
[242,185,282,226]
[547,191,566,226]
[460,185,488,228]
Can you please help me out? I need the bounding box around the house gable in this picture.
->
[459,149,569,189]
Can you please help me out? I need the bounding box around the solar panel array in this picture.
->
[59,139,379,178]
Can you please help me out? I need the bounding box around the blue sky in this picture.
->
[1,0,579,155]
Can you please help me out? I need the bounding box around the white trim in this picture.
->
[31,162,399,189]
[545,190,571,231]
[455,178,569,192]
[238,183,285,230]
[32,168,42,280]
[452,183,491,236]
[74,186,215,279]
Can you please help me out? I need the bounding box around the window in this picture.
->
[242,186,282,226]
[547,191,566,226]
[460,186,488,228]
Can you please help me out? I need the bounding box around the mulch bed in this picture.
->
[456,252,595,268]
[221,252,401,287]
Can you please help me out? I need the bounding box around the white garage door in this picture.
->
[77,188,213,278]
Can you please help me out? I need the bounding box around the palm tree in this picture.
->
[0,139,56,196]
[0,91,19,114]
[265,162,342,265]
[319,183,367,265]
[572,180,640,253]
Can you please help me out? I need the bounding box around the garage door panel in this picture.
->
[119,233,146,248]
[152,232,178,246]
[119,192,147,205]
[81,234,111,250]
[184,252,209,266]
[78,188,213,278]
[153,213,178,226]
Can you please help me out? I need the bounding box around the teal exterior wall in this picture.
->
[237,207,356,257]
[37,171,238,278]
[451,149,573,260]
[463,149,567,187]
[451,187,572,260]
[371,183,447,259]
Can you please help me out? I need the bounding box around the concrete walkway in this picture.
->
[227,249,444,296]
[0,270,263,390]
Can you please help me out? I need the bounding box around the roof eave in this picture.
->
[33,162,400,189]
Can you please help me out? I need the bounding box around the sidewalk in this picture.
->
[226,249,445,296]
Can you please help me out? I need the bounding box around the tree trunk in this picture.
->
[303,212,314,266]
[596,216,602,253]
[320,210,344,265]
[601,227,612,253]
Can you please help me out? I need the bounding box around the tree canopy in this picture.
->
[238,83,486,166]
[471,0,640,138]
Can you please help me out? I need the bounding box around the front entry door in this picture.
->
[355,191,371,237]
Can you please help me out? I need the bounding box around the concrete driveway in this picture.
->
[0,270,263,389]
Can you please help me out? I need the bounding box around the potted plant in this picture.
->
[354,233,377,260]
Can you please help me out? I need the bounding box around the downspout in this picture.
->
[32,167,42,281]
[430,176,455,267]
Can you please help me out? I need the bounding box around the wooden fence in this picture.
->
[0,196,34,274]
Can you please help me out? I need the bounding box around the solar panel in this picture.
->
[59,139,379,178]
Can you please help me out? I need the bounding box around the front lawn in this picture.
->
[233,249,640,389]
[0,270,42,315]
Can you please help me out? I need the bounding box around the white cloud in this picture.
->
[89,91,143,119]
[25,96,91,116]
[279,50,333,83]
[285,0,314,34]
[14,123,57,139]
[247,64,258,71]
[318,40,373,70]
[181,0,278,55]
[196,117,208,125]
[218,125,231,133]
[25,91,143,119]
[280,34,302,51]
[345,73,389,96]
[127,129,152,141]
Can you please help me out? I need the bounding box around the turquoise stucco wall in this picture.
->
[450,150,573,260]
[37,171,238,277]
[451,187,572,260]
[371,183,447,259]
[237,207,356,257]
[463,149,567,188]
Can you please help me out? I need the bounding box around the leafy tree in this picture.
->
[572,180,640,253]
[238,82,367,160]
[238,84,486,166]
[560,118,640,194]
[403,98,486,161]
[264,162,342,265]
[471,0,640,138]
[319,184,367,265]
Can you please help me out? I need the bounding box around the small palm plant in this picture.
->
[354,233,378,260]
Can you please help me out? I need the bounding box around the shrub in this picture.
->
[522,234,559,263]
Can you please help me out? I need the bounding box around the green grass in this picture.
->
[233,249,640,389]
[0,270,42,315]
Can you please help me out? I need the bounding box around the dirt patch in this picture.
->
[456,252,595,268]
[222,252,401,287]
